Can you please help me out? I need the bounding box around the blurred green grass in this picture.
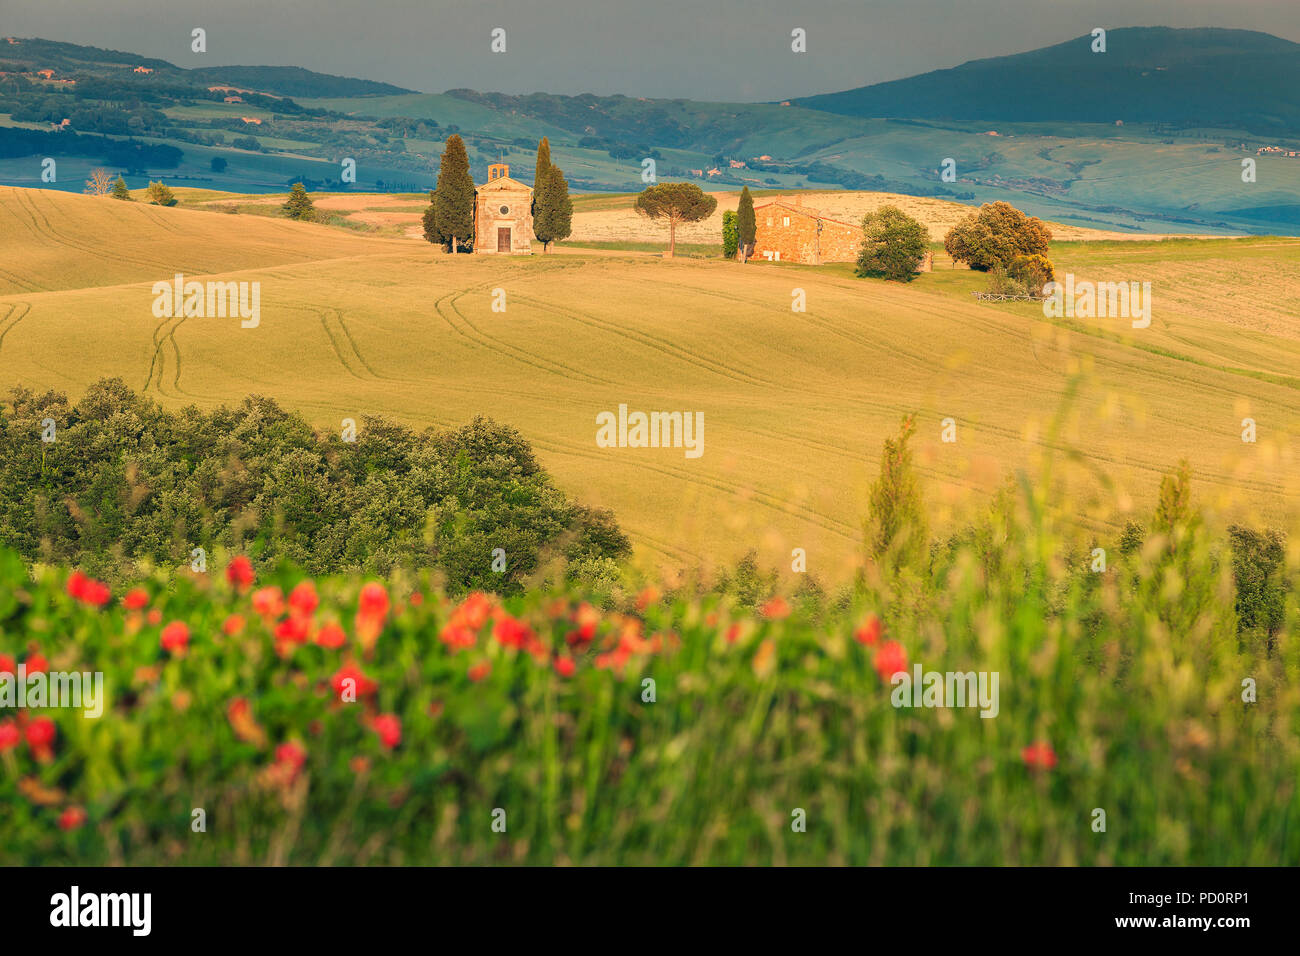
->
[1,448,1296,865]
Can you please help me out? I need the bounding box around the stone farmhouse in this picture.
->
[473,163,533,254]
[752,197,860,265]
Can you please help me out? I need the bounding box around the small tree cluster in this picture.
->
[856,205,928,281]
[944,201,1051,271]
[146,181,176,206]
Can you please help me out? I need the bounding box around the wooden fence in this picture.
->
[970,292,1044,302]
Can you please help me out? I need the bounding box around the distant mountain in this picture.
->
[793,28,1300,133]
[184,66,412,99]
[0,37,414,98]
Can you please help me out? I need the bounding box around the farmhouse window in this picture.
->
[783,216,790,226]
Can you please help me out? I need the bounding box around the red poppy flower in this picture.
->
[314,622,347,649]
[330,663,377,699]
[0,654,13,675]
[160,621,190,655]
[226,555,255,591]
[873,640,908,682]
[574,602,600,640]
[440,623,477,651]
[725,623,741,644]
[554,655,576,678]
[358,582,390,620]
[66,570,111,607]
[0,719,19,751]
[492,614,533,650]
[409,592,424,607]
[146,609,162,626]
[760,596,790,620]
[58,807,87,831]
[222,614,246,636]
[636,586,660,611]
[25,717,56,760]
[372,713,401,749]
[273,616,310,645]
[1022,741,1058,771]
[66,570,87,599]
[25,652,48,674]
[468,661,491,682]
[355,582,391,650]
[252,586,285,619]
[123,587,149,611]
[288,581,319,619]
[854,614,883,646]
[275,741,307,772]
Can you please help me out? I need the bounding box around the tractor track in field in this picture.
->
[427,263,617,386]
[447,288,617,386]
[526,433,859,542]
[143,313,191,398]
[617,274,945,381]
[0,302,31,354]
[0,265,41,294]
[512,294,781,390]
[137,206,184,234]
[308,306,383,382]
[17,190,177,276]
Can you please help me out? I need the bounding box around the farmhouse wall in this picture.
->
[752,200,860,265]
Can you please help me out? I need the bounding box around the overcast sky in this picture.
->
[5,0,1300,100]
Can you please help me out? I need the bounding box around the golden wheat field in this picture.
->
[2,184,1299,581]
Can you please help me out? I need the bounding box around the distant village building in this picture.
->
[133,66,153,74]
[224,95,243,103]
[240,116,262,125]
[757,155,772,161]
[36,69,54,79]
[472,163,533,254]
[728,159,746,168]
[752,197,860,265]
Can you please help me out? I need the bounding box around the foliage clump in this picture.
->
[944,201,1051,271]
[0,379,629,591]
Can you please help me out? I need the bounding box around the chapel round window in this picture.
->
[499,204,510,215]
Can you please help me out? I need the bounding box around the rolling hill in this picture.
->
[2,187,1299,582]
[3,29,1300,235]
[794,28,1300,133]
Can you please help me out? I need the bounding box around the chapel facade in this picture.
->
[473,163,533,254]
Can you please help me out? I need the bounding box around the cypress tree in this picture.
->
[435,135,475,252]
[421,190,443,246]
[532,136,551,218]
[110,176,132,201]
[282,182,314,220]
[737,186,756,262]
[534,162,572,253]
